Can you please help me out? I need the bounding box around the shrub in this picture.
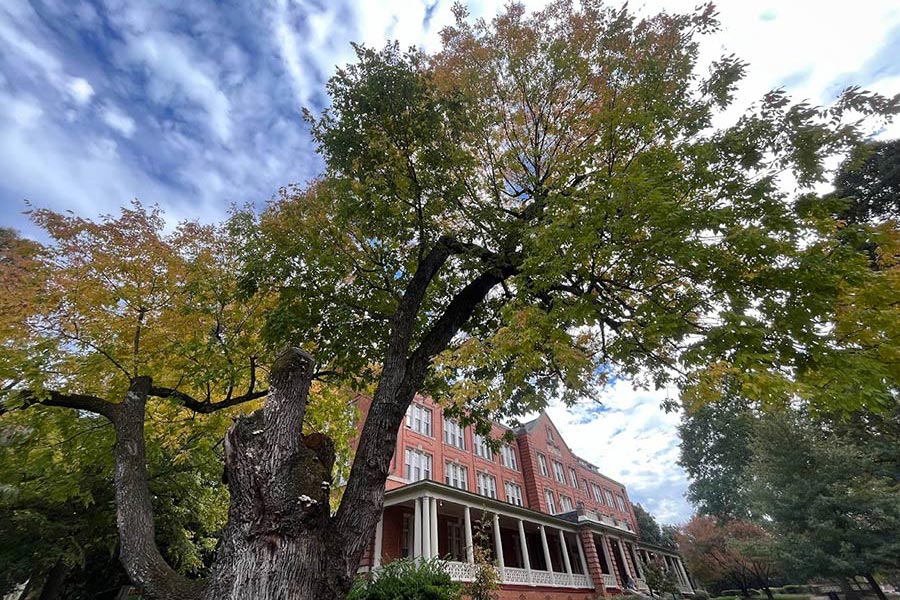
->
[348,559,463,600]
[693,590,711,600]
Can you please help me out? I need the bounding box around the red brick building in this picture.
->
[354,393,694,599]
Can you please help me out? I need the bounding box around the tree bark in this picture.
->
[36,556,66,600]
[201,348,348,600]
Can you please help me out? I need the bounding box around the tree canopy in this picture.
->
[1,1,898,598]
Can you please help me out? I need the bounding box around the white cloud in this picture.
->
[67,77,94,106]
[100,104,136,137]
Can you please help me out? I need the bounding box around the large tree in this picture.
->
[2,2,897,599]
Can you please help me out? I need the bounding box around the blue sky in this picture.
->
[2,0,899,524]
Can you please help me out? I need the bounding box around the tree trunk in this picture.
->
[200,349,350,600]
[763,586,775,600]
[36,557,67,600]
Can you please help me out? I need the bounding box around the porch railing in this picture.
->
[602,573,618,588]
[441,561,593,589]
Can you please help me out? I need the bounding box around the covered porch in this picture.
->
[372,481,593,590]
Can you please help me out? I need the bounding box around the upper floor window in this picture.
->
[553,461,566,483]
[605,489,616,508]
[474,434,494,461]
[560,495,574,512]
[505,481,524,506]
[545,489,557,514]
[569,467,579,489]
[443,418,466,450]
[592,483,604,503]
[404,448,432,482]
[445,461,468,491]
[501,444,518,470]
[477,472,497,499]
[546,426,555,442]
[537,453,549,477]
[616,493,627,512]
[406,403,432,437]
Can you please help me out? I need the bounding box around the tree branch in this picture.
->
[148,386,268,414]
[1,389,115,418]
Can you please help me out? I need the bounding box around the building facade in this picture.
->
[354,393,693,600]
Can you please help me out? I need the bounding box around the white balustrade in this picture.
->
[636,577,650,591]
[443,560,478,582]
[531,570,554,586]
[602,573,618,588]
[550,572,572,587]
[571,573,592,589]
[504,567,530,584]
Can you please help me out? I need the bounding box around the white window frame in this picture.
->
[406,403,433,437]
[538,453,549,477]
[553,461,566,483]
[477,472,498,499]
[474,434,494,461]
[546,426,555,442]
[545,489,557,514]
[445,461,468,491]
[443,418,466,450]
[448,521,464,561]
[501,444,518,470]
[560,495,574,512]
[592,483,603,503]
[606,489,616,508]
[616,493,627,512]
[569,467,579,489]
[404,448,432,482]
[505,481,524,506]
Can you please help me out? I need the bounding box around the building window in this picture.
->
[477,472,498,499]
[448,522,464,560]
[443,418,466,449]
[560,495,574,512]
[537,453,549,477]
[505,482,524,506]
[569,467,579,489]
[445,462,468,491]
[406,403,432,437]
[546,426,555,442]
[474,434,494,461]
[402,513,411,558]
[605,489,616,508]
[553,461,566,483]
[583,479,590,496]
[616,493,627,512]
[404,448,432,482]
[501,444,518,470]
[545,489,557,514]
[592,483,603,503]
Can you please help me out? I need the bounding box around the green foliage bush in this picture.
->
[348,559,463,600]
[693,590,711,600]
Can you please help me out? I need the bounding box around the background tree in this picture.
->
[644,557,681,600]
[634,504,677,550]
[2,1,898,599]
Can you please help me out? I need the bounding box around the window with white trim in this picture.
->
[405,403,432,437]
[447,522,464,561]
[616,493,627,512]
[501,444,518,470]
[553,461,566,483]
[605,489,616,508]
[443,418,466,449]
[538,453,549,477]
[546,426,555,442]
[474,434,493,460]
[477,472,498,499]
[560,495,574,512]
[592,483,603,503]
[545,489,557,514]
[445,461,468,491]
[404,448,432,482]
[569,467,579,489]
[505,481,524,506]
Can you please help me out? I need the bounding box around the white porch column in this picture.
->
[615,538,632,579]
[421,497,432,559]
[629,543,644,579]
[464,506,474,564]
[430,496,439,558]
[576,534,590,579]
[540,525,553,572]
[413,497,422,560]
[517,520,532,584]
[558,530,574,586]
[373,513,384,568]
[676,557,692,589]
[493,514,505,579]
[599,534,615,579]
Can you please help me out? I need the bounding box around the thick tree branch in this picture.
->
[1,389,115,418]
[148,386,268,414]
